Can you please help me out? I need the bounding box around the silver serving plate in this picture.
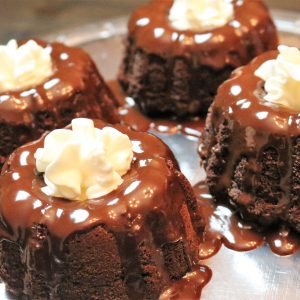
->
[3,9,300,300]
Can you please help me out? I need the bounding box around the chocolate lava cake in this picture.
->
[0,39,119,168]
[119,0,278,118]
[0,119,202,300]
[201,49,300,232]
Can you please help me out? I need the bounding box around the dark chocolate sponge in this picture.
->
[0,39,119,168]
[0,119,202,299]
[119,0,278,118]
[201,50,300,232]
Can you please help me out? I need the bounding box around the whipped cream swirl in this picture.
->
[35,118,133,201]
[255,45,300,111]
[168,0,234,32]
[0,39,53,93]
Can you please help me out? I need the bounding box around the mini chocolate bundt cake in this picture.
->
[0,118,202,299]
[119,0,278,118]
[201,45,300,231]
[0,39,119,168]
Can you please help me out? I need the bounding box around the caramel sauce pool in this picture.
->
[160,266,212,300]
[195,183,300,258]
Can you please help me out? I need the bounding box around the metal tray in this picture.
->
[3,9,300,300]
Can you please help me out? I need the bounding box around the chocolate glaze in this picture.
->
[0,39,118,125]
[110,80,204,137]
[195,183,300,257]
[0,120,179,241]
[128,0,278,69]
[213,50,300,135]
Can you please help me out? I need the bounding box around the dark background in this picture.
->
[0,0,299,43]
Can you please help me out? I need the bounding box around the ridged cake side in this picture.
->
[119,38,233,117]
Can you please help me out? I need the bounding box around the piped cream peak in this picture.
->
[0,39,53,92]
[34,118,133,201]
[255,45,300,111]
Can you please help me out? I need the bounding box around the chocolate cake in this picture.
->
[0,119,202,299]
[0,39,119,168]
[201,49,300,232]
[119,0,278,118]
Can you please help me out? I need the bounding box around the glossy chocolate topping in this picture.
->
[128,0,278,69]
[0,39,117,125]
[212,50,300,136]
[0,120,183,244]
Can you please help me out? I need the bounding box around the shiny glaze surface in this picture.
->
[160,266,212,300]
[213,50,300,136]
[0,39,111,125]
[195,183,300,257]
[0,120,180,242]
[128,0,278,69]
